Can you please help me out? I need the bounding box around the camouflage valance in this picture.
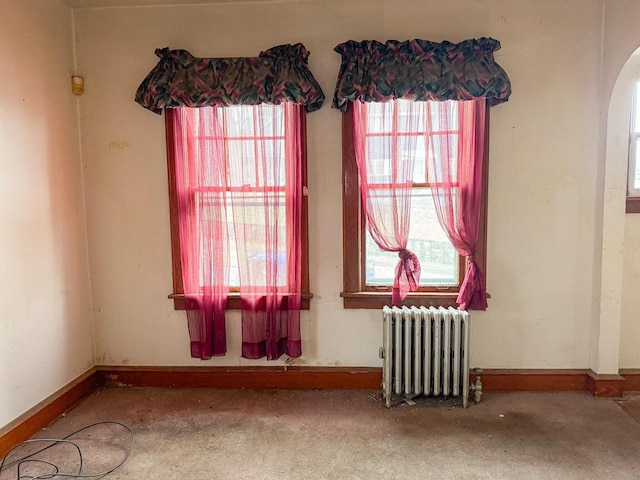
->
[332,38,511,111]
[135,43,325,114]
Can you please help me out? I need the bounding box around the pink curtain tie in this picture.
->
[398,248,413,260]
[392,249,421,305]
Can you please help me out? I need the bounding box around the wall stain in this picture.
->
[109,140,130,150]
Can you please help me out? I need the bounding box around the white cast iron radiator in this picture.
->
[381,306,470,408]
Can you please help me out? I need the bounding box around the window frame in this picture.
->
[340,102,490,309]
[627,80,640,213]
[165,106,312,310]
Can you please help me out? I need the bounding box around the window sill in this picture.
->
[340,291,491,309]
[626,196,640,213]
[169,292,312,310]
[341,291,461,309]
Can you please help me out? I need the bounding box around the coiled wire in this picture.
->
[0,421,134,480]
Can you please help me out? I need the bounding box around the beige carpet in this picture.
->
[2,388,640,480]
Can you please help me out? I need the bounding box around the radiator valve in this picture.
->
[470,368,483,403]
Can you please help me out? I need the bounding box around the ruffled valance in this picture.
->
[135,43,325,114]
[332,38,511,111]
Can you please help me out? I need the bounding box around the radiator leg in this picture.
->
[403,394,419,406]
[470,368,483,403]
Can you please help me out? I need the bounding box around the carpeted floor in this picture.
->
[2,388,640,480]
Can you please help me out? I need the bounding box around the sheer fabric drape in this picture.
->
[169,103,303,360]
[171,107,229,359]
[333,37,506,310]
[352,100,422,304]
[426,99,488,309]
[229,103,303,359]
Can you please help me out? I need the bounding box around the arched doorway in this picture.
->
[596,47,640,376]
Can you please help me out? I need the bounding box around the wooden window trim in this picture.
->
[340,102,490,309]
[626,196,640,213]
[165,107,311,310]
[627,81,640,212]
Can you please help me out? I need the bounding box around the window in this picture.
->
[362,100,462,288]
[341,100,489,309]
[135,44,322,359]
[166,104,311,310]
[627,80,640,213]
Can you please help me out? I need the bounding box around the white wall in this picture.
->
[72,0,609,369]
[5,0,640,435]
[0,1,94,430]
[621,215,640,368]
[599,0,640,370]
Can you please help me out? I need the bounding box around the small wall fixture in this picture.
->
[71,75,84,96]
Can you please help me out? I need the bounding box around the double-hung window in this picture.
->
[341,100,488,308]
[166,103,311,310]
[334,38,510,310]
[135,44,323,359]
[362,100,463,289]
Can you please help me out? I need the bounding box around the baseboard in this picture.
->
[470,369,628,398]
[587,371,625,397]
[2,365,637,457]
[96,365,383,390]
[469,369,591,392]
[97,366,639,396]
[0,368,100,458]
[620,369,640,392]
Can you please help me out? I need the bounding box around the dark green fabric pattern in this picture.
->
[333,38,511,111]
[135,44,325,114]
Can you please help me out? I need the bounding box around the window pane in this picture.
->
[397,99,425,132]
[232,191,287,287]
[635,81,640,134]
[258,138,285,186]
[196,192,288,288]
[195,104,288,288]
[428,134,458,182]
[226,106,255,137]
[258,104,284,137]
[224,104,285,137]
[197,193,237,286]
[397,134,421,177]
[629,85,640,195]
[365,187,458,286]
[635,136,640,189]
[227,139,257,186]
[413,153,426,183]
[366,102,393,134]
[366,136,393,183]
[429,101,458,131]
[365,135,422,184]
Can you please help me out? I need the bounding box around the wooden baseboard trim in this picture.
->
[587,370,625,397]
[0,368,100,458]
[3,365,638,457]
[620,369,640,393]
[96,366,383,390]
[468,369,629,397]
[97,367,639,395]
[469,369,591,392]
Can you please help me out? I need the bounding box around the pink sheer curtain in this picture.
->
[171,107,230,359]
[426,98,488,310]
[352,100,421,304]
[227,103,303,360]
[170,103,303,360]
